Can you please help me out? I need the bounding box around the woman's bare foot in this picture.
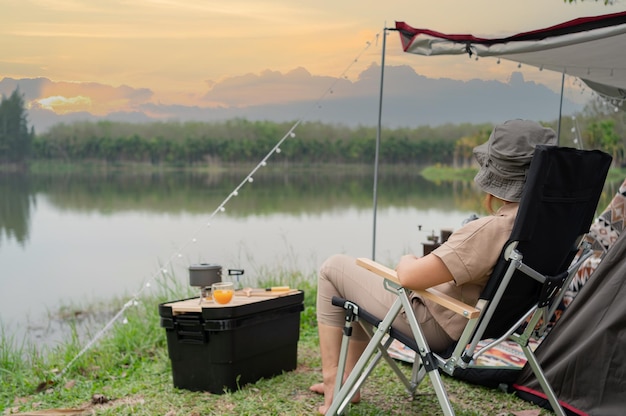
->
[309,382,361,414]
[309,382,360,402]
[309,382,325,395]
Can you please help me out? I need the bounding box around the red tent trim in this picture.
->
[394,11,626,98]
[396,11,626,50]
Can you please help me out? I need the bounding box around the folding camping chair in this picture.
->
[326,145,612,416]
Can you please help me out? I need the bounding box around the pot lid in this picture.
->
[188,263,221,271]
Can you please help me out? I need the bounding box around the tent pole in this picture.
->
[556,70,565,145]
[372,27,387,261]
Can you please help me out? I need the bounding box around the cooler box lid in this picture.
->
[159,289,304,320]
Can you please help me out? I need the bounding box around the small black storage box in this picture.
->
[159,290,304,394]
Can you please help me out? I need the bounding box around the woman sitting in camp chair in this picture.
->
[310,119,557,414]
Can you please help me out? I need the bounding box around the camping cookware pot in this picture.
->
[189,263,223,288]
[189,264,245,291]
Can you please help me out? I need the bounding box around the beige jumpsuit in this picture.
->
[316,203,518,353]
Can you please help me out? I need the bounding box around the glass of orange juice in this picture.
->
[211,281,234,305]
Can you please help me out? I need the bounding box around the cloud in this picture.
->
[202,67,351,107]
[0,77,153,115]
[34,95,92,114]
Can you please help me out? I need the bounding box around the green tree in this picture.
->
[578,96,626,162]
[0,89,33,165]
[586,119,623,165]
[453,130,490,168]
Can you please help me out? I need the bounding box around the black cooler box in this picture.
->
[159,290,304,394]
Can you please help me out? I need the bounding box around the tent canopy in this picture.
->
[396,11,626,99]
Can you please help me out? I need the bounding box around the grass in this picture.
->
[0,269,551,416]
[422,164,626,184]
[421,165,478,183]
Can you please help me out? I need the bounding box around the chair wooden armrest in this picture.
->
[356,257,481,319]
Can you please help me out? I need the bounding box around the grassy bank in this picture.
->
[1,270,550,415]
[423,164,626,184]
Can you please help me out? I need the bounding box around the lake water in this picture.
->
[0,166,618,344]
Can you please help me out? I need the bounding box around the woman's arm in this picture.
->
[395,253,454,291]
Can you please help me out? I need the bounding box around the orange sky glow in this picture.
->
[2,0,624,115]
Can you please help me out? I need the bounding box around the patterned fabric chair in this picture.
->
[563,178,626,307]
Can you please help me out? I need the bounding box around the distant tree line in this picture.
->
[0,89,34,167]
[1,89,625,168]
[31,119,493,166]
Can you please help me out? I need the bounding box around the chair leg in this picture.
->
[326,297,405,415]
[425,361,455,416]
[521,344,566,416]
[400,292,456,416]
[333,298,360,404]
[361,324,422,395]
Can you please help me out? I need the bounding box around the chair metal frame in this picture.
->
[326,146,612,416]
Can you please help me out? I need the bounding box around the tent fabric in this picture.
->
[395,11,626,98]
[563,178,626,308]
[514,229,626,416]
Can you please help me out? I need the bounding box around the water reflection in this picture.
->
[0,173,34,247]
[1,167,481,227]
[0,166,621,251]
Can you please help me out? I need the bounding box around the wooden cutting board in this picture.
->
[165,289,300,314]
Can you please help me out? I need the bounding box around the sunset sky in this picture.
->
[2,1,623,116]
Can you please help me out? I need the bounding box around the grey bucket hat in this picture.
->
[473,119,557,202]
